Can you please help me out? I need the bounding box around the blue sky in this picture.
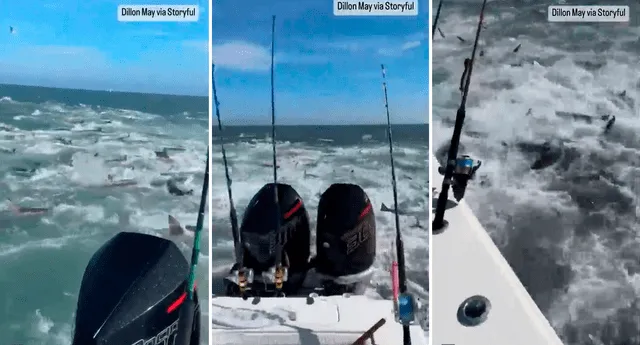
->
[0,0,208,96]
[212,0,428,125]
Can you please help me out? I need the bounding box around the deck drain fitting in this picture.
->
[457,295,490,327]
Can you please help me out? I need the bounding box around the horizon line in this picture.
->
[212,123,429,127]
[0,82,208,98]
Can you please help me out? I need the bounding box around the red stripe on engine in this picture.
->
[167,293,186,314]
[167,282,197,313]
[284,200,302,219]
[359,203,372,220]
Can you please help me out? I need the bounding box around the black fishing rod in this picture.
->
[432,0,443,37]
[212,64,242,264]
[432,0,488,232]
[175,148,209,345]
[380,64,412,345]
[268,15,286,297]
[212,64,252,296]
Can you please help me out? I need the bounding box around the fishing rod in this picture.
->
[175,148,209,345]
[212,64,241,258]
[212,64,251,297]
[432,0,443,37]
[268,15,286,297]
[432,0,488,232]
[380,64,413,345]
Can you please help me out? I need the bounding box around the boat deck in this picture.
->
[431,153,564,345]
[211,295,428,345]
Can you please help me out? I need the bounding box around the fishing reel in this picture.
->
[396,292,417,325]
[236,268,255,294]
[262,265,289,297]
[439,155,481,201]
[225,266,255,298]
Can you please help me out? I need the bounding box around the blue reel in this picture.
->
[397,293,416,325]
[456,155,474,169]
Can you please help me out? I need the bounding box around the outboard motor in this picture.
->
[315,183,376,295]
[72,232,200,345]
[227,182,311,296]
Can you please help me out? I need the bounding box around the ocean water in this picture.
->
[0,84,209,344]
[211,124,429,337]
[433,1,640,344]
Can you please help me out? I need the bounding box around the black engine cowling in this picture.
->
[239,182,311,275]
[72,232,200,345]
[315,183,376,290]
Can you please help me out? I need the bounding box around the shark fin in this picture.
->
[168,215,185,236]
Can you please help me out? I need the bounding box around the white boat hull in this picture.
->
[431,153,564,344]
[212,295,428,344]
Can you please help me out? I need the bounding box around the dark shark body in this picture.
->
[166,179,193,196]
[515,140,565,170]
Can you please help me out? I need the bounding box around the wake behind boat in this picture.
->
[431,2,563,344]
[212,16,426,345]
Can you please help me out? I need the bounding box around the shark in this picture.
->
[7,199,49,216]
